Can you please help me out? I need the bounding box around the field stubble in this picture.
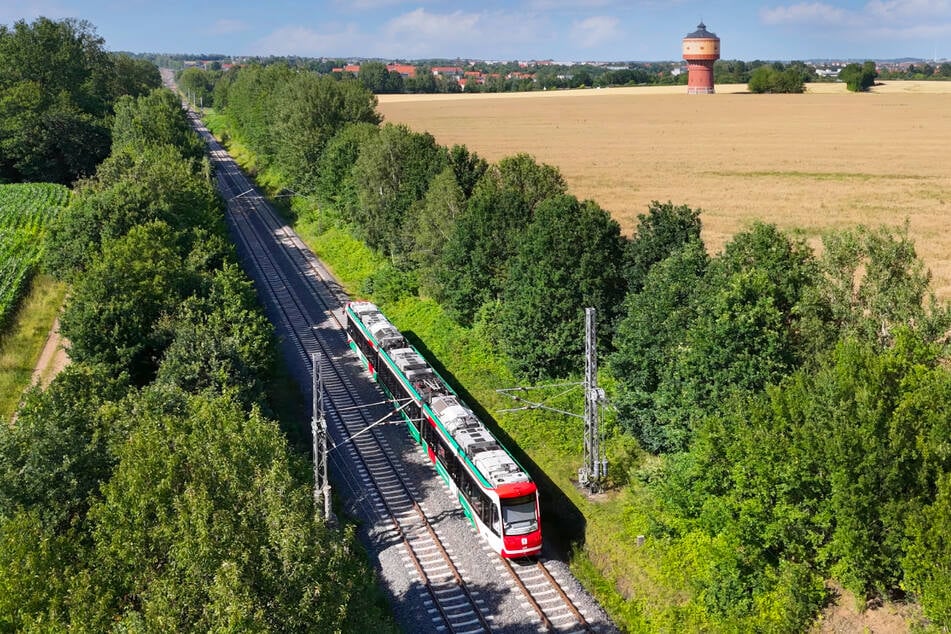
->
[379,81,951,299]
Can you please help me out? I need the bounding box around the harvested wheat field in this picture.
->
[379,81,951,299]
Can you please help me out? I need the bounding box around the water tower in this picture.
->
[682,22,720,94]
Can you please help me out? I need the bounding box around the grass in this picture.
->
[0,274,67,421]
[378,81,951,300]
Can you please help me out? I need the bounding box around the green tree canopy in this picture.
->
[350,123,447,255]
[625,200,702,292]
[111,88,206,160]
[435,153,567,325]
[315,121,379,215]
[47,143,220,276]
[60,221,194,384]
[0,17,158,183]
[271,73,380,193]
[840,61,877,92]
[499,194,628,380]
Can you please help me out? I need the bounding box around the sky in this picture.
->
[2,0,950,62]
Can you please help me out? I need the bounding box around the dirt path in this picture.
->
[30,317,69,388]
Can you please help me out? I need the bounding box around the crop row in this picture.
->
[0,183,70,331]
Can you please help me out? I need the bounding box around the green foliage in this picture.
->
[611,240,708,450]
[60,221,193,384]
[0,17,158,184]
[0,182,69,330]
[0,364,124,527]
[315,122,379,215]
[402,166,467,297]
[270,73,380,193]
[176,66,217,107]
[215,64,295,166]
[111,88,206,161]
[156,263,276,406]
[614,223,824,453]
[435,153,567,326]
[447,144,488,198]
[840,61,878,92]
[0,510,81,631]
[670,331,950,611]
[358,61,404,93]
[84,388,390,631]
[625,200,702,293]
[819,222,948,346]
[46,143,220,276]
[360,261,420,305]
[110,53,161,99]
[499,195,627,380]
[350,123,447,255]
[904,473,951,627]
[0,58,395,629]
[747,65,806,93]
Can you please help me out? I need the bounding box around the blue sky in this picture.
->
[3,1,950,61]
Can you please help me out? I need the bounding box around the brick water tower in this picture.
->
[682,22,720,94]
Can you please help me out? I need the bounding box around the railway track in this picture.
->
[187,106,611,634]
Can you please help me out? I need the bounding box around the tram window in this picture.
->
[489,502,500,535]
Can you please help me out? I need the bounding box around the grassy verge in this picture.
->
[0,274,67,421]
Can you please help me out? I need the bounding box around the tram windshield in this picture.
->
[501,494,538,535]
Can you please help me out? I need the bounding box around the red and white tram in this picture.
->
[345,301,542,558]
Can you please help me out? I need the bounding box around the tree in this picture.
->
[748,66,805,93]
[0,364,124,527]
[447,144,488,198]
[403,167,467,297]
[314,122,379,215]
[611,239,708,449]
[217,64,295,165]
[499,195,628,380]
[625,200,702,292]
[111,88,206,161]
[357,61,389,93]
[840,61,877,92]
[904,473,951,627]
[156,263,276,406]
[818,223,948,346]
[0,18,118,183]
[435,153,567,325]
[176,66,216,107]
[47,143,220,276]
[60,221,194,384]
[85,388,393,631]
[270,73,380,193]
[350,123,447,255]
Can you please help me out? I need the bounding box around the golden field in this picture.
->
[378,81,951,299]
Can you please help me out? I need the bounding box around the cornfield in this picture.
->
[0,183,70,331]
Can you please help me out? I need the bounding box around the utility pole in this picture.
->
[580,307,607,492]
[497,307,608,492]
[311,352,332,524]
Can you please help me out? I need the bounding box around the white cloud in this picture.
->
[209,19,248,36]
[528,0,615,9]
[571,15,620,48]
[0,1,70,24]
[251,24,364,56]
[384,8,481,41]
[759,2,849,26]
[864,0,951,21]
[375,8,544,58]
